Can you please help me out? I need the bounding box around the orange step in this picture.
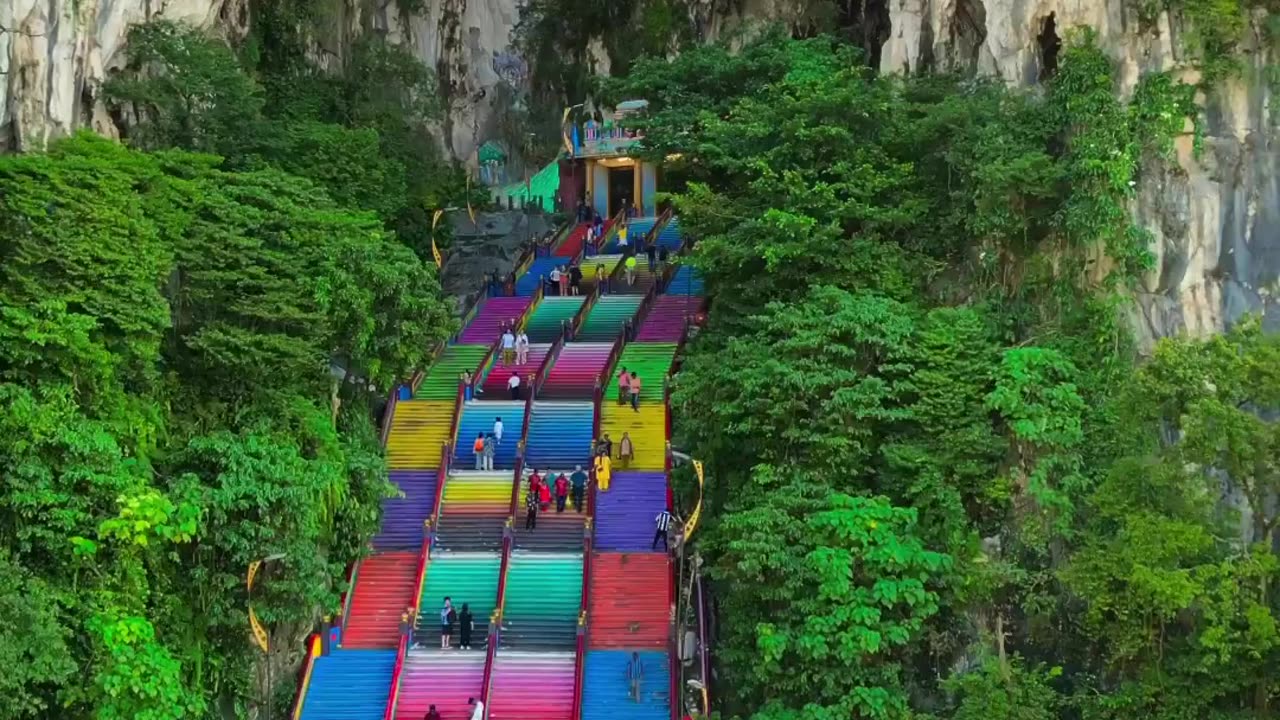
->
[342,551,419,649]
[587,552,670,648]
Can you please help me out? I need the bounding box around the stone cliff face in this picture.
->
[3,0,1274,343]
[881,0,1278,346]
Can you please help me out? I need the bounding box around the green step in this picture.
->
[418,345,490,401]
[610,343,677,401]
[503,553,583,622]
[525,297,585,342]
[416,553,502,629]
[578,296,644,342]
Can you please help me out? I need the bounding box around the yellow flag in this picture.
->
[247,560,261,591]
[466,176,476,226]
[249,605,269,653]
[684,460,704,542]
[432,209,444,230]
[562,106,574,155]
[431,209,444,268]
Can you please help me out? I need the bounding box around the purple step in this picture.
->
[373,471,438,550]
[592,471,668,551]
[635,296,700,342]
[459,297,533,345]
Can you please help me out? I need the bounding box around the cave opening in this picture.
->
[1038,13,1061,82]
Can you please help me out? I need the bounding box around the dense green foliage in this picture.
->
[602,32,1280,719]
[0,133,455,718]
[104,21,480,258]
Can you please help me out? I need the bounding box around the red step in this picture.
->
[587,553,670,648]
[342,551,419,649]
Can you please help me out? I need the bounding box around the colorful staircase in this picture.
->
[516,258,564,296]
[479,343,552,395]
[393,651,485,720]
[434,471,513,552]
[342,552,420,649]
[373,470,438,550]
[417,346,489,400]
[453,400,525,469]
[500,552,583,649]
[513,480,588,551]
[525,296,585,343]
[523,401,595,470]
[577,296,644,341]
[587,553,670,649]
[580,255,625,294]
[599,404,666,470]
[665,264,703,297]
[295,215,696,720]
[540,343,614,400]
[458,296,532,345]
[487,651,577,720]
[593,472,667,552]
[386,400,452,470]
[298,649,396,720]
[414,552,501,648]
[634,296,697,343]
[581,650,671,720]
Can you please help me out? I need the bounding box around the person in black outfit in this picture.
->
[458,603,474,650]
[524,484,538,530]
[569,263,583,295]
[645,241,657,273]
[425,706,442,720]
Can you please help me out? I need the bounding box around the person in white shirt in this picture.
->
[515,331,530,365]
[468,697,485,720]
[549,266,562,295]
[507,372,521,400]
[501,329,515,365]
[493,417,504,445]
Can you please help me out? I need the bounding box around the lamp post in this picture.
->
[248,553,288,719]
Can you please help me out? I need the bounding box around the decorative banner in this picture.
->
[561,106,574,156]
[249,605,270,653]
[684,460,704,542]
[466,176,477,226]
[431,209,444,269]
[247,560,261,591]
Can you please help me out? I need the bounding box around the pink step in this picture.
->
[487,651,575,720]
[635,296,700,342]
[393,650,485,720]
[538,343,613,399]
[481,344,552,395]
[459,297,533,345]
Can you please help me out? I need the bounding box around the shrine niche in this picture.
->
[478,141,508,186]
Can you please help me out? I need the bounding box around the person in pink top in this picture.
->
[617,366,631,406]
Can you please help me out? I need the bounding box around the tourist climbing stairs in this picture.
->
[452,400,525,469]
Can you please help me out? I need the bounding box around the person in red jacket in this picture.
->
[553,473,569,512]
[538,474,552,511]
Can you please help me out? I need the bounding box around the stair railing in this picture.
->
[664,380,679,720]
[335,558,362,639]
[629,274,663,340]
[571,355,607,720]
[382,631,410,720]
[290,635,322,720]
[378,384,402,447]
[642,206,674,251]
[534,326,568,398]
[568,283,602,337]
[483,455,522,711]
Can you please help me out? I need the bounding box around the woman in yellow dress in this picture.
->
[594,450,613,492]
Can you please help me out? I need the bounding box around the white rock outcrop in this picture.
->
[880,0,1277,345]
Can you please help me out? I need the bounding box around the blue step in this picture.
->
[453,401,526,469]
[581,650,671,720]
[655,218,682,251]
[664,265,703,296]
[298,649,396,720]
[523,401,595,470]
[516,258,565,296]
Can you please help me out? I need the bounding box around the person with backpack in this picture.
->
[570,465,587,512]
[440,597,456,649]
[482,433,496,471]
[473,432,485,470]
[554,472,569,512]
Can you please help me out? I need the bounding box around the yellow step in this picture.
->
[443,478,513,503]
[599,404,666,470]
[386,400,454,469]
